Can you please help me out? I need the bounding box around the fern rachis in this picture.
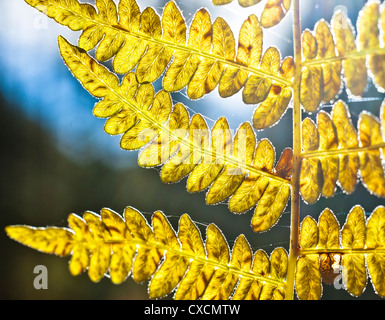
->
[5,0,385,300]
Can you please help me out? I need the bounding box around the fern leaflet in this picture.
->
[58,36,291,232]
[5,206,288,300]
[296,205,385,299]
[300,100,385,204]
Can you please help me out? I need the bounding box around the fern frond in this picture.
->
[58,36,292,232]
[212,0,292,29]
[25,0,292,124]
[5,206,288,300]
[300,99,385,204]
[296,205,385,300]
[302,2,385,107]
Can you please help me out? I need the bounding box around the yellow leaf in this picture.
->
[59,36,119,98]
[314,20,342,102]
[228,139,274,213]
[7,206,287,299]
[239,0,262,6]
[358,112,385,197]
[186,117,232,193]
[82,211,112,282]
[136,5,175,83]
[5,225,74,257]
[113,1,146,73]
[219,14,263,98]
[120,90,172,150]
[187,17,235,99]
[251,179,290,232]
[252,85,292,130]
[300,29,323,113]
[318,208,339,249]
[260,0,292,28]
[149,211,188,298]
[101,208,136,284]
[175,214,213,300]
[138,103,189,167]
[163,9,211,92]
[366,206,385,297]
[296,216,322,300]
[341,206,367,297]
[300,216,318,249]
[201,224,230,300]
[317,111,339,198]
[243,47,280,105]
[25,0,94,31]
[160,114,209,184]
[317,209,341,285]
[251,55,293,130]
[67,214,90,276]
[124,206,162,283]
[331,100,359,194]
[332,11,367,96]
[300,118,323,204]
[213,0,263,6]
[202,235,251,300]
[212,0,233,4]
[206,122,256,205]
[357,1,385,91]
[295,255,322,300]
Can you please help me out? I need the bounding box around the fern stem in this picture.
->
[285,0,302,301]
[299,248,385,255]
[301,46,385,67]
[302,142,385,158]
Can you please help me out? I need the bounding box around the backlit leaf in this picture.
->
[314,20,342,102]
[341,206,367,297]
[332,10,367,97]
[296,216,322,300]
[357,1,385,91]
[366,206,385,297]
[7,206,287,299]
[331,101,359,194]
[260,0,292,28]
[358,112,385,197]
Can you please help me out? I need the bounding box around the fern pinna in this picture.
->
[5,0,385,300]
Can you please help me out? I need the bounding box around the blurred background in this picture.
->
[0,0,383,300]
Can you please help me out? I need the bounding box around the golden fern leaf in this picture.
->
[303,3,385,102]
[5,206,288,300]
[331,10,368,97]
[212,0,261,7]
[295,216,322,300]
[357,1,385,91]
[300,29,323,113]
[58,36,292,232]
[300,99,385,203]
[25,0,294,130]
[260,0,292,28]
[251,56,294,130]
[314,19,342,103]
[296,205,385,299]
